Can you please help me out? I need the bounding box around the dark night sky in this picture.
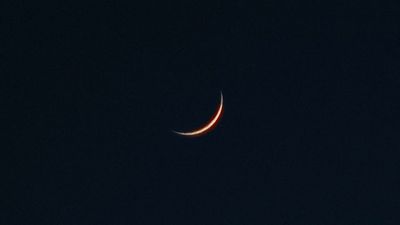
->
[3,0,400,224]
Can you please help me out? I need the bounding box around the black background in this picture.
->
[3,0,400,224]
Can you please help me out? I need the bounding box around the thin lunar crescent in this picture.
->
[173,92,224,137]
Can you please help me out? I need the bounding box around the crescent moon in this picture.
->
[173,92,224,137]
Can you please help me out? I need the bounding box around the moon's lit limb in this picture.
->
[173,92,224,137]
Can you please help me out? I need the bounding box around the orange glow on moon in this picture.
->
[173,92,224,137]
